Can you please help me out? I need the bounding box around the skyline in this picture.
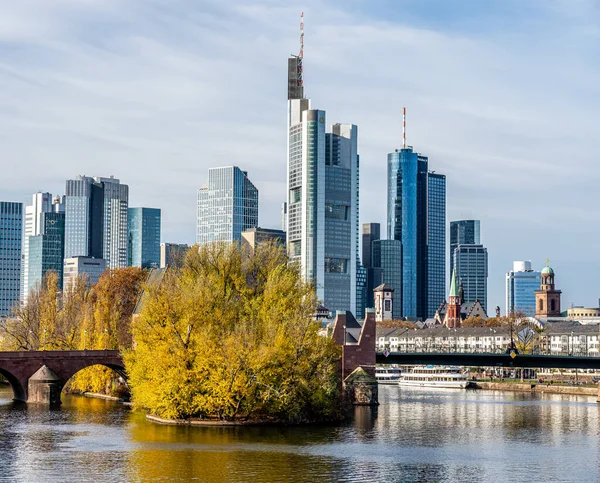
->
[1,1,599,311]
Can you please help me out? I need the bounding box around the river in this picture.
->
[0,384,599,482]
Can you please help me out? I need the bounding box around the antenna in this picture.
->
[299,12,304,60]
[402,107,406,149]
[298,12,304,88]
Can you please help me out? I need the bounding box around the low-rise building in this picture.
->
[63,256,106,289]
[241,227,286,254]
[376,326,512,353]
[541,321,599,357]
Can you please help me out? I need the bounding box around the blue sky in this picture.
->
[1,0,599,312]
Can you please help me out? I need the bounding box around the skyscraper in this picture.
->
[453,244,488,312]
[22,192,64,303]
[450,220,480,275]
[27,212,66,293]
[128,208,161,269]
[196,166,258,245]
[372,239,402,320]
[285,25,358,314]
[362,223,383,309]
[0,202,23,315]
[506,261,540,317]
[64,175,128,269]
[427,173,446,317]
[387,139,445,319]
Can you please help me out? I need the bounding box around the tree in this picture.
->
[462,316,487,328]
[124,242,341,423]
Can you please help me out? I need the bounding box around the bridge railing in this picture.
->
[377,345,600,358]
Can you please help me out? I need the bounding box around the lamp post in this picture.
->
[43,328,47,351]
[83,329,87,351]
[104,328,109,350]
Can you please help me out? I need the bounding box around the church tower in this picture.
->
[445,269,462,328]
[374,283,394,322]
[534,260,562,318]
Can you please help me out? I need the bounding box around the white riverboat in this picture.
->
[375,366,402,384]
[398,365,469,389]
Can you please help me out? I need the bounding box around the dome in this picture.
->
[541,266,554,275]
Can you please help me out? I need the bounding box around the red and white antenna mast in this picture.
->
[402,107,407,149]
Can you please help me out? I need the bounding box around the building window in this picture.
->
[539,299,544,312]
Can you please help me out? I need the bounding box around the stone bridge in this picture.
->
[0,350,125,404]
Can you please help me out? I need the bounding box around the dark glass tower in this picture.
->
[387,147,445,319]
[0,202,22,315]
[28,212,66,291]
[128,208,161,269]
[449,220,480,275]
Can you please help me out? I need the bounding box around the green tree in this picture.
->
[124,242,341,423]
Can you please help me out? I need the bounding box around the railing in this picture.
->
[377,345,600,358]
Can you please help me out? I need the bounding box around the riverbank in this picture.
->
[471,381,599,397]
[146,414,282,426]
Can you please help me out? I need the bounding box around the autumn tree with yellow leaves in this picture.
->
[124,242,341,423]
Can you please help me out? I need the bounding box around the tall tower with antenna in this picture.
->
[285,13,359,316]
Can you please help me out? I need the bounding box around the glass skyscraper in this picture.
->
[506,261,540,317]
[196,167,258,245]
[22,192,64,303]
[387,147,445,319]
[453,244,488,312]
[450,220,480,275]
[64,175,128,269]
[28,212,66,293]
[0,202,23,315]
[128,208,161,269]
[286,50,358,315]
[427,173,446,317]
[362,223,383,310]
[372,239,403,320]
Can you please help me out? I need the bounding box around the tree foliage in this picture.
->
[124,242,341,423]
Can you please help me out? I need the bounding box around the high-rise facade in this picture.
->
[63,256,106,290]
[128,208,161,269]
[427,173,446,317]
[22,192,64,302]
[196,167,258,245]
[27,212,66,294]
[362,223,383,310]
[506,261,540,317]
[64,175,128,269]
[372,239,403,320]
[450,220,480,275]
[160,243,189,269]
[453,244,488,312]
[285,37,358,315]
[387,145,445,319]
[0,202,23,315]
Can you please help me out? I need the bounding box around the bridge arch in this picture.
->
[60,362,128,398]
[0,367,27,402]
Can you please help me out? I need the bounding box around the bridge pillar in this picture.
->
[27,365,62,405]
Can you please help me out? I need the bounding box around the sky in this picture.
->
[1,0,599,312]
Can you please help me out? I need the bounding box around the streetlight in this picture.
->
[104,328,109,350]
[43,328,47,351]
[83,329,87,351]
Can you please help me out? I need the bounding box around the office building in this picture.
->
[427,173,446,317]
[450,220,480,275]
[286,34,358,315]
[0,202,23,316]
[128,207,161,269]
[160,243,189,269]
[362,223,383,309]
[241,227,286,254]
[22,192,64,303]
[372,239,402,319]
[64,175,128,269]
[63,256,106,290]
[453,244,488,312]
[505,261,540,317]
[27,212,65,294]
[196,166,258,245]
[387,139,446,319]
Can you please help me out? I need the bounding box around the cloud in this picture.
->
[0,0,598,309]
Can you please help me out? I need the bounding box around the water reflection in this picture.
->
[1,385,599,482]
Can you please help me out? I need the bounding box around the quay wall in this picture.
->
[472,381,598,397]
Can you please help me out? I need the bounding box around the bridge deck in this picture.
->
[377,352,600,369]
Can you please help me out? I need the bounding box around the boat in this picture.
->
[398,365,469,388]
[375,366,402,384]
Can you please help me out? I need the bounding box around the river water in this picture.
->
[0,384,598,482]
